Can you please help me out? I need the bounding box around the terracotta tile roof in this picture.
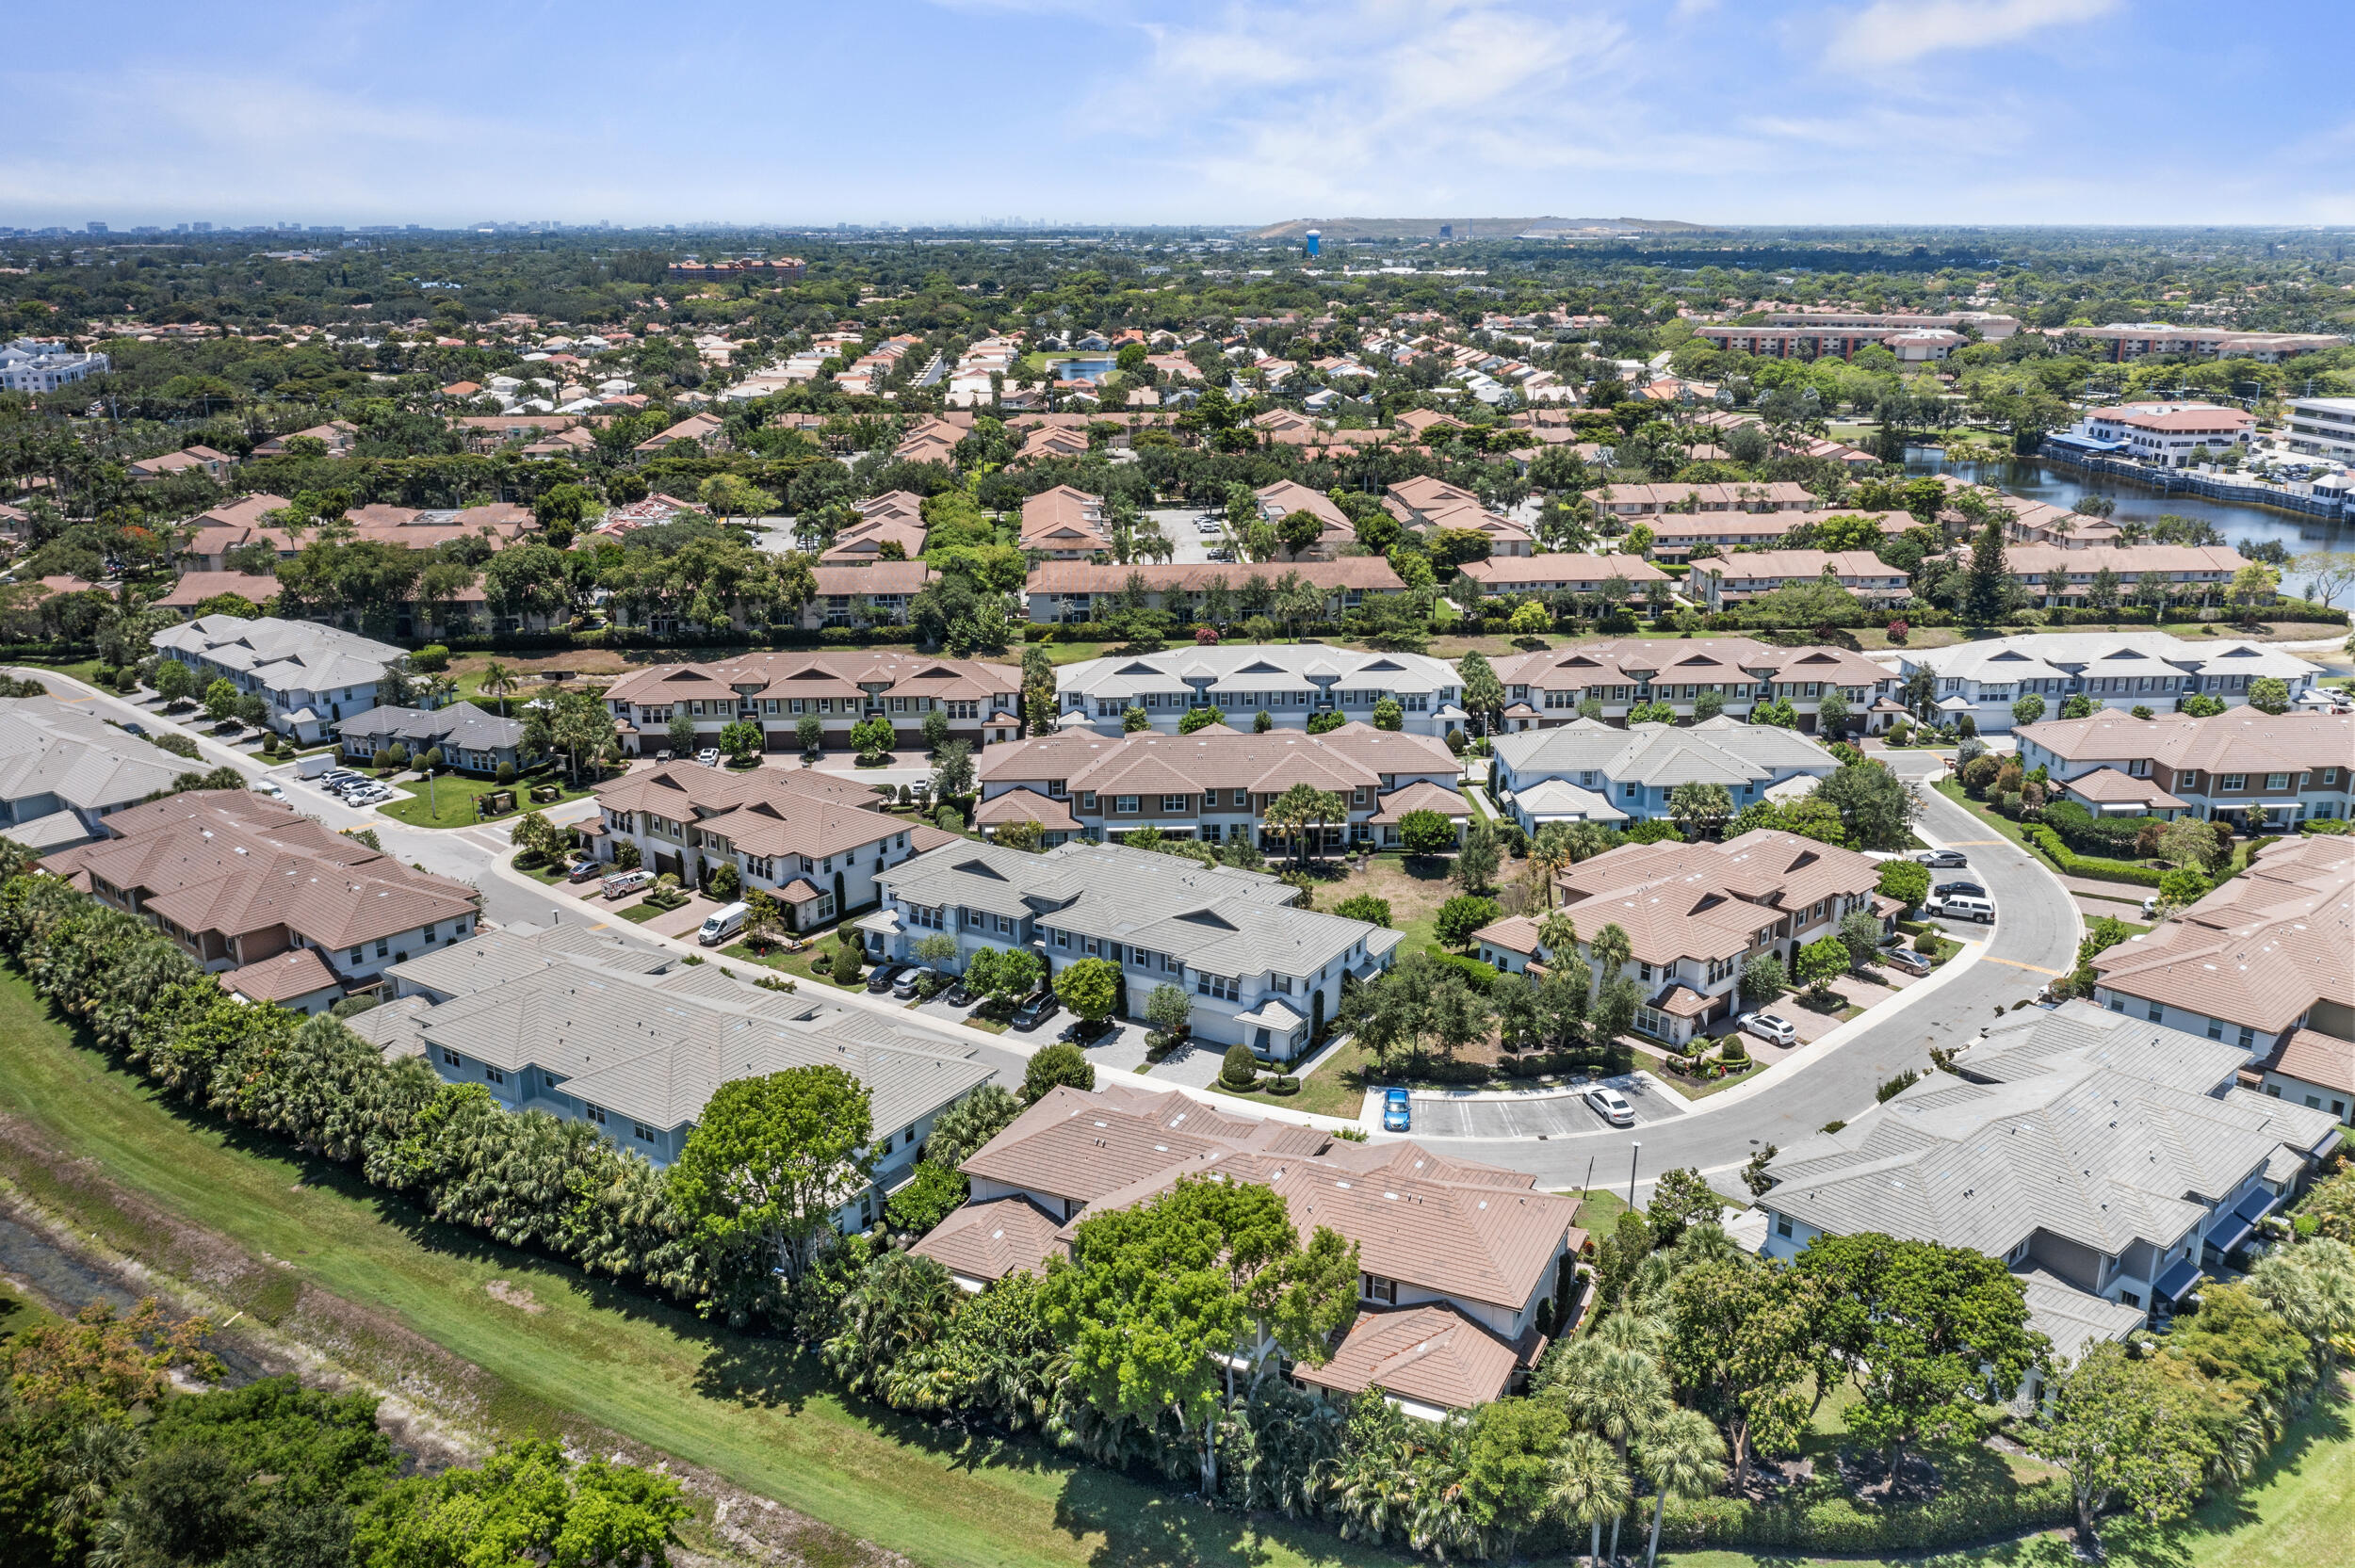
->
[2094,835,2352,1033]
[2059,768,2188,810]
[601,650,1015,708]
[908,1196,1065,1284]
[1368,779,1470,824]
[1294,1306,1529,1412]
[595,764,919,863]
[1025,558,1404,595]
[972,788,1081,832]
[2022,710,2354,778]
[1459,553,1667,589]
[2266,1027,2354,1096]
[222,946,341,1003]
[1552,829,1879,966]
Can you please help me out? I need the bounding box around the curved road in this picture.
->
[28,670,2082,1199]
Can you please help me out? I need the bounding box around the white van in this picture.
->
[698,901,749,946]
[601,868,654,900]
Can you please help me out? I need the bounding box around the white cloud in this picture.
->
[1824,0,2120,69]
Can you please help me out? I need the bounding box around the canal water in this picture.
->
[1905,449,2354,606]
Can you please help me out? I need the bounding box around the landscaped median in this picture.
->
[372,770,593,829]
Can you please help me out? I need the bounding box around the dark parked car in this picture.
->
[1059,1016,1114,1046]
[566,860,602,882]
[1935,880,1989,900]
[865,963,902,994]
[944,980,973,1007]
[1012,991,1060,1031]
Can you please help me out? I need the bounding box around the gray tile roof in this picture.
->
[0,697,187,815]
[153,614,404,694]
[1495,715,1836,789]
[336,701,527,752]
[1056,643,1458,703]
[1764,1002,2343,1261]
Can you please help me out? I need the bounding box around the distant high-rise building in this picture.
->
[191,221,212,233]
[86,221,107,234]
[1438,223,1452,240]
[1304,229,1321,257]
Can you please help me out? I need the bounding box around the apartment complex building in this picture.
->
[2064,326,2344,363]
[2284,396,2355,463]
[803,561,935,630]
[1999,542,2255,606]
[1384,477,1533,556]
[2062,403,2255,466]
[1474,830,1886,1047]
[1879,632,2324,734]
[0,696,190,849]
[1490,718,1841,832]
[2013,710,2353,825]
[866,839,1399,1060]
[1688,550,1910,607]
[587,762,957,929]
[41,788,480,1010]
[1022,558,1403,624]
[352,923,994,1193]
[915,1079,1583,1414]
[975,721,1466,851]
[1760,1003,2342,1356]
[151,614,409,744]
[602,650,1018,754]
[2091,834,2352,1063]
[1454,553,1668,597]
[1055,644,1464,737]
[1488,638,1899,735]
[1019,486,1111,558]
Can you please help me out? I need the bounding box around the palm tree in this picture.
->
[1536,910,1579,967]
[1548,1429,1630,1567]
[421,673,458,711]
[479,659,514,715]
[1565,820,1613,864]
[1638,1407,1726,1568]
[1557,1341,1674,1562]
[48,1420,143,1538]
[1589,922,1634,994]
[1528,822,1576,904]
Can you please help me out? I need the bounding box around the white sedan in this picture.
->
[1738,1012,1798,1047]
[1584,1086,1635,1126]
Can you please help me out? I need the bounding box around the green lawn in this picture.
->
[372,772,592,830]
[0,964,1389,1568]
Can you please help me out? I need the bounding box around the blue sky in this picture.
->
[8,0,2352,230]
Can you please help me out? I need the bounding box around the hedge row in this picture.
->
[2024,824,2165,886]
[1655,1475,2073,1554]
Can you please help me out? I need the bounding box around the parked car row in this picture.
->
[317,768,395,807]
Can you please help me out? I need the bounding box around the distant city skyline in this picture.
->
[5,0,2351,230]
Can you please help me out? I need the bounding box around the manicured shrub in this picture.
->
[1220,1043,1259,1090]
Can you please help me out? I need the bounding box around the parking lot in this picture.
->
[1391,1073,1683,1139]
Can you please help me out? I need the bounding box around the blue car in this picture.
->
[1382,1088,1411,1133]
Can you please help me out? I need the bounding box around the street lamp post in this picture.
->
[1627,1140,1641,1207]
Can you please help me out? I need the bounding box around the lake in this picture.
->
[1048,355,1115,383]
[1905,448,2355,605]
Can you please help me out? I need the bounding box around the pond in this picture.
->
[1905,448,2355,606]
[1048,355,1114,382]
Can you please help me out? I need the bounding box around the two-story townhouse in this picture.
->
[915,1078,1584,1415]
[603,650,1019,755]
[351,923,993,1209]
[2000,543,2254,607]
[334,702,538,775]
[0,696,190,847]
[1473,830,1886,1046]
[1878,632,2326,734]
[802,562,936,630]
[1758,1003,2341,1364]
[1488,638,1898,736]
[2014,710,2354,826]
[1584,480,1817,531]
[1384,476,1535,556]
[865,839,1401,1060]
[974,721,1467,850]
[1023,558,1405,625]
[1020,486,1112,558]
[39,788,481,1007]
[1490,719,1841,832]
[1056,644,1463,738]
[1690,550,1911,609]
[1253,480,1356,557]
[151,613,407,744]
[1454,553,1669,600]
[2091,834,2352,1060]
[588,763,958,928]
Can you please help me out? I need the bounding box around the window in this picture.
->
[632,1123,656,1142]
[2118,1290,2142,1309]
[1048,779,1067,798]
[349,946,363,963]
[586,1105,606,1125]
[1775,1215,1794,1239]
[995,914,1013,934]
[1161,794,1187,814]
[2148,1004,2164,1022]
[1232,788,1249,808]
[1273,974,1293,994]
[1080,791,1097,810]
[2266,772,2290,791]
[375,939,389,959]
[1056,929,1070,948]
[1115,795,1139,814]
[1359,1272,1398,1304]
[441,1048,463,1068]
[2220,774,2247,791]
[485,1067,505,1086]
[1196,971,1240,1002]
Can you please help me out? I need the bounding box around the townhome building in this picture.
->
[125,445,235,483]
[1253,481,1356,557]
[820,515,927,565]
[1454,553,1668,598]
[1473,830,1886,1048]
[1584,481,1819,532]
[2013,710,2354,826]
[152,614,408,744]
[1488,638,1899,735]
[914,1079,1583,1416]
[974,721,1466,851]
[1995,543,2254,606]
[251,419,357,459]
[865,839,1400,1060]
[1023,559,1404,625]
[2064,327,2343,364]
[1384,477,1533,556]
[41,788,481,1010]
[587,763,957,929]
[1758,1002,2343,1362]
[1019,486,1112,558]
[2091,835,2352,1068]
[350,922,994,1203]
[802,562,934,630]
[334,702,537,775]
[1689,550,1910,608]
[1878,632,2324,734]
[1490,718,1841,832]
[1055,644,1463,737]
[0,696,191,849]
[603,650,1018,755]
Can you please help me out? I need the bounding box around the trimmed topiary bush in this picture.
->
[1220,1043,1259,1090]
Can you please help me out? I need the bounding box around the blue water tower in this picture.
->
[1304,229,1321,258]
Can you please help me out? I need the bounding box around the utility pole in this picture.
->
[1626,1141,1641,1207]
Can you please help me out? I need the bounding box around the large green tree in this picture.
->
[667,1066,874,1280]
[2026,1340,2219,1543]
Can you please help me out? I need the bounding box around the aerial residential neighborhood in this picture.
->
[0,5,2352,1564]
